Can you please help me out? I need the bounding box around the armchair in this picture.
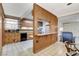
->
[62,32,79,56]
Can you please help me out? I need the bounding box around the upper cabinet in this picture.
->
[4,18,19,30]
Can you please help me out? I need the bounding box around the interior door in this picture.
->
[0,3,4,55]
[33,4,58,53]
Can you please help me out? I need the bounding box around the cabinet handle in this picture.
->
[36,40,39,43]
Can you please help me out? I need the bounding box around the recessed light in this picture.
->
[67,3,72,6]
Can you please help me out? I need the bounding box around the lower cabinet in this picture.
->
[3,32,20,45]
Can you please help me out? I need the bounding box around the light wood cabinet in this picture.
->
[3,32,20,45]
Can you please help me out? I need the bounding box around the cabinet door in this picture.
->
[15,33,20,42]
[4,33,9,44]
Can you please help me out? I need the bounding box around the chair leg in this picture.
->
[66,53,70,56]
[71,53,77,56]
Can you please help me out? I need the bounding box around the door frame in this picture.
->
[0,3,5,55]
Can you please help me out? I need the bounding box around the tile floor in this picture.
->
[2,40,33,56]
[2,40,67,56]
[34,42,67,56]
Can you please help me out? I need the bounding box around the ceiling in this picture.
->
[2,3,79,20]
[2,3,33,19]
[38,3,79,17]
[59,13,79,23]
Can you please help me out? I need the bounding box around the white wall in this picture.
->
[63,22,79,43]
[58,19,63,41]
[63,22,79,37]
[58,13,79,41]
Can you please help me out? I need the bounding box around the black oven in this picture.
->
[20,33,27,41]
